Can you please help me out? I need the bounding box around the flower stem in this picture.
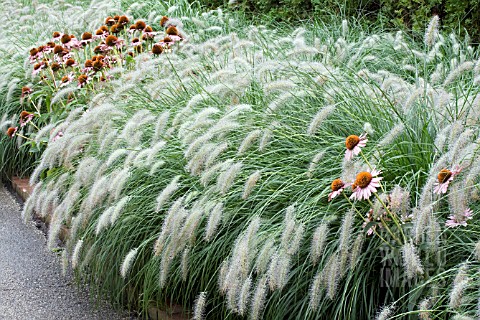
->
[367,198,402,245]
[342,193,395,250]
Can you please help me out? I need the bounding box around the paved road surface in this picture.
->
[0,184,131,320]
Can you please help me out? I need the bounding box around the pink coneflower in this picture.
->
[433,166,462,194]
[60,73,74,87]
[350,169,382,201]
[328,178,350,201]
[445,208,473,228]
[77,74,90,88]
[66,37,83,49]
[19,111,34,127]
[345,133,367,160]
[21,86,32,97]
[142,25,157,40]
[32,63,45,76]
[52,31,63,41]
[160,16,169,27]
[6,127,17,138]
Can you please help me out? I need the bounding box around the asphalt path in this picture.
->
[0,184,131,320]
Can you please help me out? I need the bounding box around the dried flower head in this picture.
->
[350,169,382,201]
[345,133,367,160]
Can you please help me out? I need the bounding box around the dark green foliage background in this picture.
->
[200,0,480,42]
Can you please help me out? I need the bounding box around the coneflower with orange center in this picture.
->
[144,26,153,33]
[328,178,350,201]
[52,31,61,39]
[105,16,115,26]
[110,24,122,34]
[344,133,367,160]
[152,44,163,55]
[93,60,104,71]
[65,58,76,67]
[100,25,109,32]
[53,45,64,55]
[46,42,55,48]
[166,26,179,36]
[29,48,38,56]
[21,86,32,97]
[84,60,93,68]
[6,127,17,138]
[19,111,34,127]
[33,63,42,71]
[82,32,92,41]
[51,62,61,71]
[20,111,32,121]
[113,15,120,21]
[160,16,169,27]
[118,15,129,25]
[93,45,103,54]
[433,166,462,194]
[135,20,146,30]
[78,74,89,87]
[162,36,173,43]
[350,169,382,201]
[60,34,71,44]
[105,35,118,46]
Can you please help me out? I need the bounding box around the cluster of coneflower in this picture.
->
[5,14,186,142]
[328,132,470,241]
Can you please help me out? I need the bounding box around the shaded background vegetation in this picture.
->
[197,0,480,43]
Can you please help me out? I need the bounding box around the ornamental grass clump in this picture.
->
[5,4,480,320]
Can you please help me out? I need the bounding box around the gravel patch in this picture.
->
[0,184,135,320]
